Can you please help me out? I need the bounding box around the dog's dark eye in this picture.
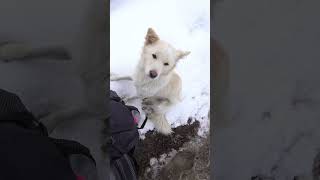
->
[164,63,169,66]
[152,54,157,59]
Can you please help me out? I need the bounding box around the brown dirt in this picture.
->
[157,134,210,180]
[134,120,201,178]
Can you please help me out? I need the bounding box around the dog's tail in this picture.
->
[110,72,133,81]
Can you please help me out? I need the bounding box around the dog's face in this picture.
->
[140,28,190,79]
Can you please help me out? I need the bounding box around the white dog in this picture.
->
[111,28,190,135]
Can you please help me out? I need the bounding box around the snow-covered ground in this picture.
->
[110,0,210,136]
[213,0,320,179]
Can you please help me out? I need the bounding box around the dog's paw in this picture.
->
[142,96,170,114]
[142,96,169,105]
[142,105,154,115]
[142,97,155,106]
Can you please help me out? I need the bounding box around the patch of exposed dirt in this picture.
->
[134,120,201,179]
[189,134,210,180]
[157,134,210,180]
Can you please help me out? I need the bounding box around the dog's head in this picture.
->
[140,28,190,79]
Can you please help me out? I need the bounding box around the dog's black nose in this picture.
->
[149,70,158,78]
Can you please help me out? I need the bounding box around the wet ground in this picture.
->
[133,120,210,180]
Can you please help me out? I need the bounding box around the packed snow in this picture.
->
[110,0,210,137]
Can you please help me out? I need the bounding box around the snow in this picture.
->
[110,0,210,136]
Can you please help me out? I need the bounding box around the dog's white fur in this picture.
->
[112,28,190,134]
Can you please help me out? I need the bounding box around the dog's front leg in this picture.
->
[147,113,172,135]
[142,96,173,135]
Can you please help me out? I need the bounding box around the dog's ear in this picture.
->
[145,28,160,45]
[176,50,190,60]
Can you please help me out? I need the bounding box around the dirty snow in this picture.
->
[110,0,210,137]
